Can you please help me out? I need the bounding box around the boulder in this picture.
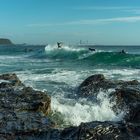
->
[77,74,106,96]
[110,88,140,123]
[77,74,139,97]
[0,73,53,138]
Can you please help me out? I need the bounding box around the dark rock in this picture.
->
[0,73,140,139]
[110,88,140,123]
[126,104,140,123]
[0,73,24,87]
[110,88,140,106]
[0,38,13,45]
[77,74,106,96]
[0,73,53,138]
[78,74,139,97]
[60,121,140,140]
[77,74,140,139]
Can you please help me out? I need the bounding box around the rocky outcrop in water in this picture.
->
[0,73,54,139]
[0,73,140,139]
[78,74,139,97]
[0,38,13,45]
[78,74,140,121]
[110,87,140,123]
[75,74,140,140]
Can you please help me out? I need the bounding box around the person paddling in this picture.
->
[89,48,96,51]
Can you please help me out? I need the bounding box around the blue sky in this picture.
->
[1,0,140,45]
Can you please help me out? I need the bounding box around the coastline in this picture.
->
[0,73,139,139]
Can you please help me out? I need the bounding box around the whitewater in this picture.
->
[0,44,140,127]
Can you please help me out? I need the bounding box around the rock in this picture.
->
[110,88,140,123]
[20,87,51,115]
[0,73,140,139]
[126,104,140,123]
[0,73,53,138]
[77,74,106,96]
[0,73,24,87]
[77,74,139,97]
[60,121,140,140]
[0,38,13,45]
[77,74,140,139]
[110,88,140,107]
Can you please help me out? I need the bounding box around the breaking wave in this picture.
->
[27,44,140,68]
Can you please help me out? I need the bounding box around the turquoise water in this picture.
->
[0,44,140,127]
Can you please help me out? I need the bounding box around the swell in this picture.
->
[29,45,140,68]
[82,52,140,68]
[3,44,139,68]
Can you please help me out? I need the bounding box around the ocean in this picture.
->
[0,44,140,127]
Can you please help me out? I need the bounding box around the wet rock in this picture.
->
[0,73,139,139]
[78,74,139,97]
[110,88,140,123]
[126,104,140,123]
[76,74,140,140]
[60,121,140,140]
[0,73,24,88]
[0,73,53,138]
[77,74,105,96]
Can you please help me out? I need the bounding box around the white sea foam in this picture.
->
[16,68,138,127]
[17,69,86,87]
[91,68,140,81]
[0,56,22,59]
[51,89,125,126]
[78,51,94,59]
[17,67,140,91]
[18,71,123,127]
[0,80,10,84]
[45,44,86,52]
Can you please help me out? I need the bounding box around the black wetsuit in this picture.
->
[89,48,96,51]
[120,50,126,54]
[57,42,62,48]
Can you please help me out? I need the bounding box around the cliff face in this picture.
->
[0,38,13,45]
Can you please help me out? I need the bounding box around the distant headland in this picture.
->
[0,38,13,45]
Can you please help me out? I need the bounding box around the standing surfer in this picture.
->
[57,42,62,48]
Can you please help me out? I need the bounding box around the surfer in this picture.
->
[89,48,96,51]
[57,42,62,48]
[119,49,126,54]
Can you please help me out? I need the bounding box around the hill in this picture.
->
[0,38,13,45]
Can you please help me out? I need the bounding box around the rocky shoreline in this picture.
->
[0,73,139,139]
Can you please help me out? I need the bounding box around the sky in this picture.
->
[1,0,140,45]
